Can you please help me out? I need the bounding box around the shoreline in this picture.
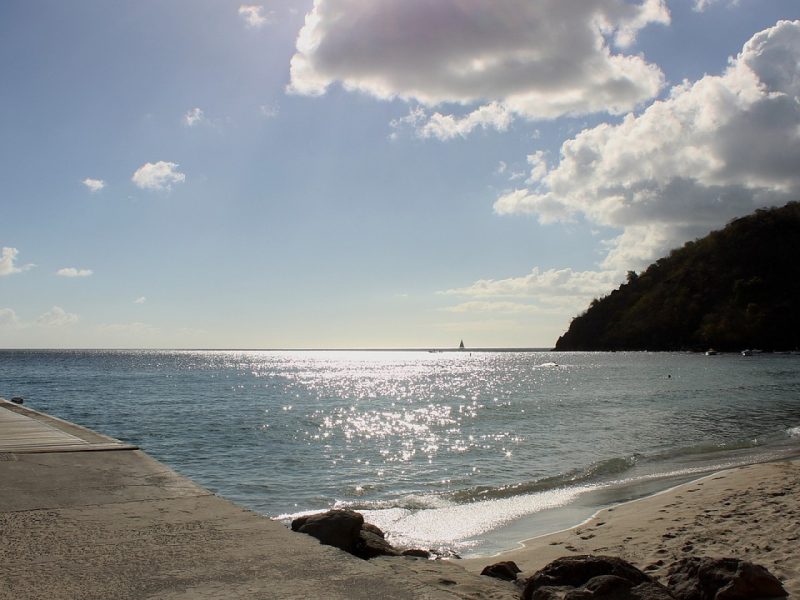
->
[3,398,796,598]
[462,458,799,595]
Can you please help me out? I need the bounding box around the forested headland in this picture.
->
[555,202,800,351]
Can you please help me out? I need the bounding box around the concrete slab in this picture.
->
[0,400,516,600]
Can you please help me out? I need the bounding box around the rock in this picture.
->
[527,555,651,590]
[291,509,364,554]
[362,522,385,538]
[291,509,409,560]
[666,557,787,600]
[10,397,23,404]
[402,548,431,558]
[354,529,402,559]
[522,555,675,600]
[481,561,522,582]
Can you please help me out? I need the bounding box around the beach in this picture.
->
[464,459,800,596]
[2,397,797,599]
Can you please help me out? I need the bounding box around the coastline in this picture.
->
[462,459,799,596]
[3,398,797,598]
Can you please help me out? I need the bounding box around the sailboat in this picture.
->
[459,340,465,350]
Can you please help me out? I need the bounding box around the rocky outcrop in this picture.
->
[666,557,787,600]
[522,555,675,600]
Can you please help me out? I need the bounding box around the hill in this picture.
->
[555,202,800,351]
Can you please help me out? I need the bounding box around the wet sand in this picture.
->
[464,459,800,596]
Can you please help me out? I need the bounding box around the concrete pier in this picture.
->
[0,399,515,600]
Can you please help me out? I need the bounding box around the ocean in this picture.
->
[2,349,799,557]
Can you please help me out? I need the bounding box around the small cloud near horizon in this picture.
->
[37,306,79,327]
[134,296,147,304]
[0,308,19,327]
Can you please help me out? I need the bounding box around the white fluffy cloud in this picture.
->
[131,161,186,191]
[239,5,272,28]
[57,267,93,278]
[184,107,204,126]
[36,306,79,327]
[0,247,34,276]
[289,0,668,122]
[82,178,105,192]
[495,20,800,271]
[134,296,147,304]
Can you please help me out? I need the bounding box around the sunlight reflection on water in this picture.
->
[3,349,800,554]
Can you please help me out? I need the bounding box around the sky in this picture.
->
[1,0,799,349]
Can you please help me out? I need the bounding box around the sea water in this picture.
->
[2,350,799,556]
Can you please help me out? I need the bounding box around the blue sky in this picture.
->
[1,0,799,348]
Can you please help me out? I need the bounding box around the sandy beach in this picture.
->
[463,459,799,596]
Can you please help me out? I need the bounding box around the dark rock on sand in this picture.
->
[291,509,364,554]
[666,557,787,600]
[481,561,522,582]
[291,509,404,560]
[522,555,675,600]
[355,528,402,559]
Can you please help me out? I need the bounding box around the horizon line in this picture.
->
[0,346,554,353]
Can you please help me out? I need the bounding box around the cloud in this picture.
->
[391,103,515,140]
[131,161,186,191]
[239,4,272,28]
[36,306,79,327]
[57,267,93,278]
[82,178,105,192]
[0,308,19,328]
[259,104,280,118]
[442,267,622,305]
[289,0,669,122]
[693,0,738,11]
[444,301,542,315]
[526,151,549,184]
[184,107,204,126]
[0,247,34,276]
[134,296,147,304]
[494,20,800,271]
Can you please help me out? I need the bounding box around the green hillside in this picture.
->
[555,202,800,351]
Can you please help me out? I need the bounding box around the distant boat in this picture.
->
[459,340,465,350]
[705,349,718,356]
[741,349,753,356]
